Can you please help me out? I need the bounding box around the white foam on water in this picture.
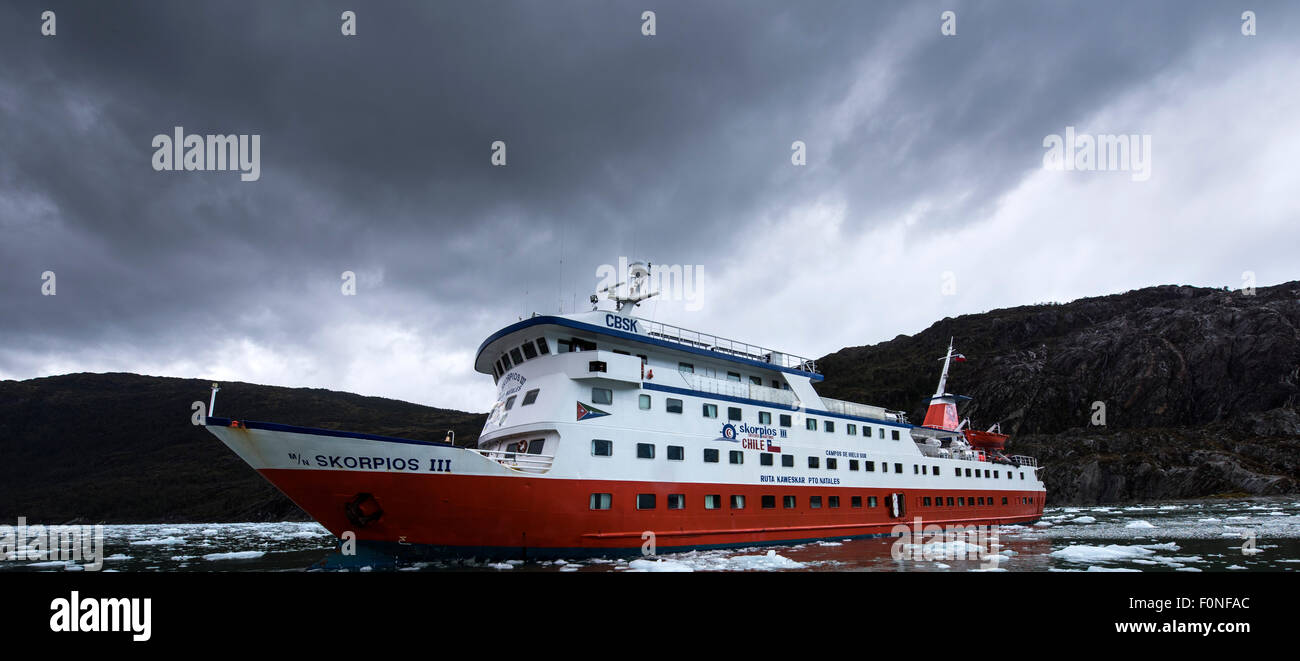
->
[130,536,186,546]
[202,551,266,561]
[1087,566,1141,572]
[487,562,514,570]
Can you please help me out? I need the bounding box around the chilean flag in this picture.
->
[952,353,967,362]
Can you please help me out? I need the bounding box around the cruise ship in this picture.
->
[203,264,1045,561]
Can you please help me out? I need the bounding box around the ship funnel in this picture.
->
[921,338,967,431]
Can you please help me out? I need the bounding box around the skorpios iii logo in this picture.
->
[50,591,152,642]
[151,126,261,181]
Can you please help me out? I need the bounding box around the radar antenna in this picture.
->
[594,261,659,311]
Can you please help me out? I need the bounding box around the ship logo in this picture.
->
[576,402,610,421]
[714,423,740,443]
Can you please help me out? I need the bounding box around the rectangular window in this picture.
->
[667,494,685,510]
[703,448,719,463]
[1021,473,1025,480]
[639,394,651,410]
[851,496,862,508]
[727,406,742,421]
[891,429,900,441]
[865,461,875,472]
[591,387,612,405]
[914,465,919,475]
[878,428,885,439]
[522,342,538,360]
[667,445,684,461]
[994,471,1000,479]
[730,495,745,509]
[806,418,818,431]
[847,424,856,435]
[863,426,871,437]
[783,496,796,509]
[504,395,517,410]
[726,371,741,382]
[809,496,822,509]
[781,454,794,467]
[894,463,903,473]
[589,493,611,510]
[828,496,840,509]
[749,376,762,385]
[1002,497,1008,505]
[636,443,655,459]
[761,495,776,509]
[808,456,820,469]
[591,439,612,456]
[702,403,718,418]
[958,497,966,506]
[522,389,539,406]
[824,420,835,433]
[678,362,694,374]
[636,494,656,510]
[759,411,772,425]
[705,495,721,510]
[535,338,549,355]
[557,339,571,353]
[779,414,792,427]
[729,450,743,465]
[934,465,940,475]
[666,398,683,414]
[966,468,972,477]
[849,459,860,471]
[760,453,774,466]
[947,497,954,506]
[923,497,932,506]
[868,496,878,508]
[510,348,525,365]
[827,458,838,470]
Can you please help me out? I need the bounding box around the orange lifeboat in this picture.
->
[963,427,1009,451]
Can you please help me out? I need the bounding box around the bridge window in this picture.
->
[729,450,743,464]
[808,456,820,469]
[535,338,549,354]
[501,353,513,370]
[781,454,794,467]
[730,495,746,509]
[522,389,539,406]
[637,443,655,459]
[726,371,741,382]
[510,348,525,365]
[678,362,694,374]
[666,398,683,414]
[703,448,719,463]
[522,342,538,360]
[639,394,651,410]
[636,494,656,510]
[504,395,517,411]
[851,496,862,508]
[702,403,718,418]
[849,459,859,471]
[779,414,792,427]
[760,453,773,466]
[759,411,772,424]
[591,439,612,456]
[783,496,796,509]
[667,494,685,510]
[557,339,571,353]
[591,388,612,405]
[494,359,504,375]
[761,496,776,509]
[589,493,611,510]
[705,495,722,509]
[667,445,684,461]
[824,421,835,433]
[847,424,857,435]
[810,496,822,509]
[827,458,838,470]
[806,418,818,431]
[728,406,742,421]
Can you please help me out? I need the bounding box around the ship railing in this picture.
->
[821,397,908,423]
[676,372,798,407]
[465,449,555,474]
[640,319,819,375]
[1006,455,1038,468]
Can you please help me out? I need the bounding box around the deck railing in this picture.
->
[465,448,555,474]
[641,319,819,375]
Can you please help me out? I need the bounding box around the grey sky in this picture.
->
[2,1,1298,411]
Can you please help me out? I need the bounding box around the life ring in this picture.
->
[517,439,528,453]
[344,492,384,528]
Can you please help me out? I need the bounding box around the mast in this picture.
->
[934,336,955,397]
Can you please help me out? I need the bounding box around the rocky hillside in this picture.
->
[817,281,1300,503]
[0,373,486,523]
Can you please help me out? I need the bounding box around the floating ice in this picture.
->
[628,558,694,572]
[1125,520,1155,529]
[131,536,185,546]
[202,551,266,561]
[1069,516,1097,524]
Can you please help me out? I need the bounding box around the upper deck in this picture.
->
[476,311,823,381]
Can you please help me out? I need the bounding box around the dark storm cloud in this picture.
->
[1,1,1295,398]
